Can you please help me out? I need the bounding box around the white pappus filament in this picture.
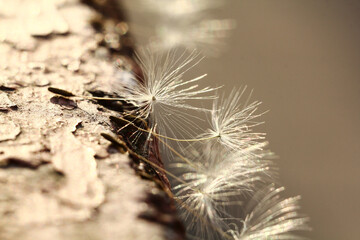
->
[171,143,273,239]
[112,48,217,138]
[198,88,267,155]
[228,185,310,240]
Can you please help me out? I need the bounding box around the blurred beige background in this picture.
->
[203,1,360,239]
[124,0,360,239]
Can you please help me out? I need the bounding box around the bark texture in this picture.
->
[0,1,182,239]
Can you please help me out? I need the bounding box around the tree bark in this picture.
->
[0,1,183,239]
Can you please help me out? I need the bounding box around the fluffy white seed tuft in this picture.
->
[112,48,217,139]
[228,185,310,240]
[199,88,266,154]
[147,19,235,56]
[172,143,273,239]
[137,0,224,19]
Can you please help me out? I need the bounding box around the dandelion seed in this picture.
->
[199,88,267,154]
[172,143,272,239]
[136,0,223,19]
[228,185,310,240]
[111,48,217,140]
[148,19,235,56]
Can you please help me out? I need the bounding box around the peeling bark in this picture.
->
[0,0,183,239]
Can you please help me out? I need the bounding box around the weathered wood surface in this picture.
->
[0,1,181,239]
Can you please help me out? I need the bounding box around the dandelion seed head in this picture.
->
[172,143,273,239]
[148,19,235,56]
[228,185,310,240]
[137,0,224,19]
[112,48,217,140]
[199,88,267,155]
